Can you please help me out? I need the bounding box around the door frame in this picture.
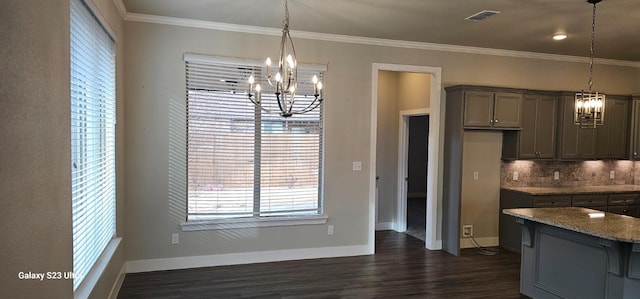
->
[368,63,442,251]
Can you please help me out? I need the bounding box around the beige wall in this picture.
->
[460,131,503,247]
[1,1,73,297]
[0,0,125,297]
[398,72,431,111]
[123,18,640,262]
[376,71,399,225]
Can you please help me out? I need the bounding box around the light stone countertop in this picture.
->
[502,185,640,195]
[503,207,640,243]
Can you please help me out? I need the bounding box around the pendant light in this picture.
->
[574,0,605,129]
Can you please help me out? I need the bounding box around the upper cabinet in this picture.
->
[463,91,522,129]
[595,96,630,159]
[557,94,597,159]
[502,93,557,160]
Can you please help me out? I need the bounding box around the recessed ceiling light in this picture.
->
[553,34,567,41]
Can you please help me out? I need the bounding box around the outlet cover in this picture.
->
[473,171,479,181]
[554,171,559,180]
[171,233,179,244]
[462,225,473,237]
[513,171,519,181]
[328,225,334,235]
[610,171,615,179]
[352,161,362,171]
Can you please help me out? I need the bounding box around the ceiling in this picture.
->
[121,0,640,62]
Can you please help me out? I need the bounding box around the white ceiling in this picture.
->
[121,0,640,62]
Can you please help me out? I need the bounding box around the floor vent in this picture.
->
[465,10,501,21]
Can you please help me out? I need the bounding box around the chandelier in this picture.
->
[574,0,605,129]
[248,1,323,117]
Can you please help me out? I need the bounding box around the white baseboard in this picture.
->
[460,237,499,249]
[125,245,371,273]
[108,264,126,299]
[375,222,393,231]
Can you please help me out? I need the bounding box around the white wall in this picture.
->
[123,19,640,263]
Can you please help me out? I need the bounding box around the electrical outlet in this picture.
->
[610,170,615,179]
[462,225,473,238]
[352,161,362,172]
[513,171,519,181]
[554,171,559,180]
[327,225,334,235]
[171,233,179,245]
[473,171,479,181]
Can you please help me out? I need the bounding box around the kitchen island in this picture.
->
[504,207,640,299]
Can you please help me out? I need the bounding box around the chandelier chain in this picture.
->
[284,1,290,30]
[588,2,596,91]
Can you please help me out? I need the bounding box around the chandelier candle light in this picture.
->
[248,1,323,117]
[574,0,605,129]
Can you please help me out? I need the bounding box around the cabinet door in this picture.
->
[534,95,557,158]
[493,92,522,128]
[630,99,640,159]
[463,91,493,128]
[517,95,538,158]
[559,95,596,159]
[596,98,629,159]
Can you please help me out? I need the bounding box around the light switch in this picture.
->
[473,171,479,180]
[352,161,362,171]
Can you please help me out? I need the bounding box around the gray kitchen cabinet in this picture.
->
[607,193,640,217]
[629,97,640,159]
[463,91,522,129]
[558,94,597,159]
[500,189,638,253]
[595,96,630,159]
[571,194,607,211]
[502,94,557,159]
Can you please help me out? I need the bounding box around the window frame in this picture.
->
[181,54,327,230]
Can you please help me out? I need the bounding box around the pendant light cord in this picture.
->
[588,2,596,92]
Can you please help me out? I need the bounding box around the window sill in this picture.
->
[180,215,328,232]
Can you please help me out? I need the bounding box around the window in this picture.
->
[70,0,116,291]
[184,54,325,222]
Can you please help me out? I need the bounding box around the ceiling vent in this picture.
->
[465,10,501,21]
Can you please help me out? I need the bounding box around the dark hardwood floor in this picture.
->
[118,231,527,298]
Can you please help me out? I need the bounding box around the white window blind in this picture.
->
[185,55,324,220]
[70,0,116,291]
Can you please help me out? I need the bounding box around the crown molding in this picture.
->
[113,2,640,68]
[113,0,127,20]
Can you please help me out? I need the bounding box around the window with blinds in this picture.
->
[70,0,116,291]
[185,55,324,221]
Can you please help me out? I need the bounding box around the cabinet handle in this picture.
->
[490,120,494,123]
[494,119,499,123]
[634,152,637,156]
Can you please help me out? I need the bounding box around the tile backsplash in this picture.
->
[501,160,639,187]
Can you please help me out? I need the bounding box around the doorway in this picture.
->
[405,115,429,242]
[368,63,442,252]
